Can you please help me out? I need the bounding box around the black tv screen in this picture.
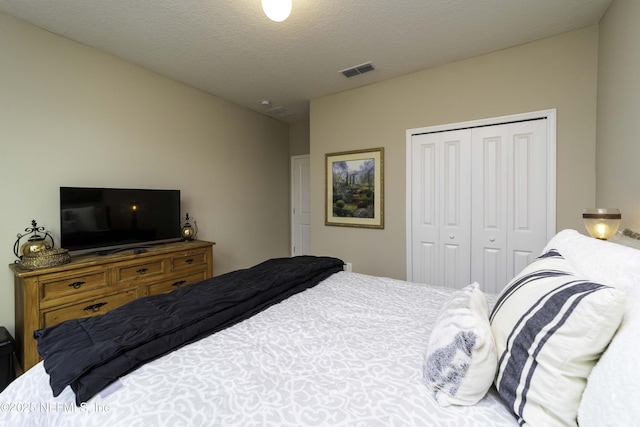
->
[60,187,181,254]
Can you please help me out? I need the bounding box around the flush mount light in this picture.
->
[262,0,292,22]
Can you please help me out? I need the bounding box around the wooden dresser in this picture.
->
[10,240,215,371]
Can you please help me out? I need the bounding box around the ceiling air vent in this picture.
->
[339,61,375,78]
[266,106,295,118]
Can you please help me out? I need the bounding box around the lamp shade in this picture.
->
[582,208,621,240]
[262,0,292,22]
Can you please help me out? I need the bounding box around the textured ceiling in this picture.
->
[0,0,613,123]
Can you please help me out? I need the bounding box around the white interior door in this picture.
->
[291,155,311,256]
[470,120,549,293]
[505,119,549,287]
[410,130,472,288]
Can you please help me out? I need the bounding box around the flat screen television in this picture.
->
[60,187,182,255]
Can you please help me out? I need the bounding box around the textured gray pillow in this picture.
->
[424,283,497,406]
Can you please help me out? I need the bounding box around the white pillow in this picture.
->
[546,230,640,426]
[423,282,497,406]
[542,229,640,294]
[490,248,625,427]
[578,305,640,427]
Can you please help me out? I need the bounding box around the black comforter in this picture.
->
[34,255,344,405]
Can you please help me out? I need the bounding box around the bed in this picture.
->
[1,229,639,426]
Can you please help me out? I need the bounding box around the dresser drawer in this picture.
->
[115,259,167,284]
[40,270,109,303]
[11,240,214,371]
[171,249,208,271]
[42,288,139,328]
[146,271,207,296]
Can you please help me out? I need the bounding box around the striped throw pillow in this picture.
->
[490,249,625,427]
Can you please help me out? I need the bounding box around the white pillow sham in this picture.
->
[490,248,625,427]
[542,230,640,427]
[578,307,640,427]
[423,282,497,406]
[542,229,640,294]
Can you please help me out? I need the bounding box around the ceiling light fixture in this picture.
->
[262,0,292,22]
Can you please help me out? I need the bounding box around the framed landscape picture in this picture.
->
[325,147,384,229]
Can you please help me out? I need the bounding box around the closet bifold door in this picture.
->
[470,119,549,294]
[409,117,549,292]
[410,130,472,288]
[470,124,509,293]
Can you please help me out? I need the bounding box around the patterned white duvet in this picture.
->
[0,272,517,426]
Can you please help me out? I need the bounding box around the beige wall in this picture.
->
[596,0,640,229]
[310,26,599,280]
[0,13,291,337]
[289,121,310,156]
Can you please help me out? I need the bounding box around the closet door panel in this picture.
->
[411,131,471,286]
[440,134,472,288]
[419,242,437,286]
[481,248,502,294]
[411,134,440,285]
[507,120,549,279]
[513,250,534,278]
[471,125,509,290]
[443,243,463,288]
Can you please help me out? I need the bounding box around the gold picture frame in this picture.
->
[325,147,384,229]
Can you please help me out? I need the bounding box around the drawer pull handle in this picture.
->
[136,268,148,274]
[172,280,187,288]
[83,302,107,312]
[184,258,194,264]
[68,281,86,289]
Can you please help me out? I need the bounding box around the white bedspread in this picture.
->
[0,272,517,426]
